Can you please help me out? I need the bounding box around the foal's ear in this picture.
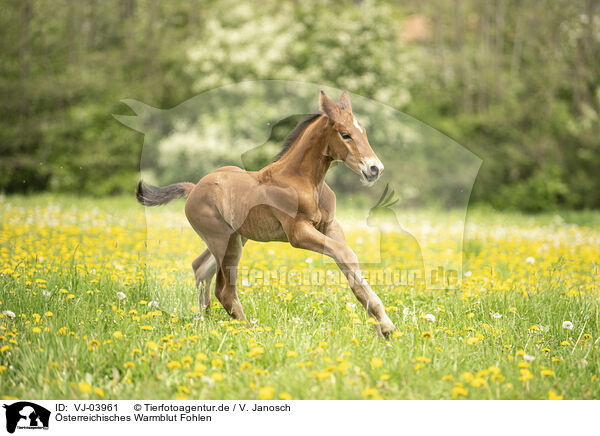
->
[338,90,352,113]
[319,91,341,121]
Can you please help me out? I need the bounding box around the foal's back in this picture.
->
[185,165,297,242]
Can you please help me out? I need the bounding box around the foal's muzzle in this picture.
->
[360,158,384,183]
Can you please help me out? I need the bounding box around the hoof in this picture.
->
[380,319,396,339]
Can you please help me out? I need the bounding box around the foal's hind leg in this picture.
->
[214,233,250,327]
[192,249,216,312]
[192,237,248,313]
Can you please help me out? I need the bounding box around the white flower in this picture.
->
[117,292,126,300]
[242,279,251,287]
[492,312,502,319]
[424,314,436,323]
[148,300,159,308]
[402,307,411,316]
[2,310,16,319]
[562,320,573,330]
[114,263,124,271]
[525,257,535,264]
[201,376,216,386]
[523,354,536,362]
[464,271,472,277]
[305,257,313,264]
[42,290,51,297]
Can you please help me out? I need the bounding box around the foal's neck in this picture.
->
[272,115,333,186]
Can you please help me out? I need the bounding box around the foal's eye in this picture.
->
[340,132,351,140]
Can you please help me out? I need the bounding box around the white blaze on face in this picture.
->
[353,117,363,133]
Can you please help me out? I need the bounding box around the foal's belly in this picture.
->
[236,206,288,242]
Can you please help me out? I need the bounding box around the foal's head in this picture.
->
[319,90,384,185]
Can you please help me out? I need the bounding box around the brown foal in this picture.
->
[136,90,396,337]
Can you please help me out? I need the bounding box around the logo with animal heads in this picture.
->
[3,402,50,434]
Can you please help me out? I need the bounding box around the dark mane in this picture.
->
[273,112,322,161]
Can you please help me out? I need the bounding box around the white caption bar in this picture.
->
[0,400,595,435]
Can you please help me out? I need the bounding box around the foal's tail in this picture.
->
[136,181,195,206]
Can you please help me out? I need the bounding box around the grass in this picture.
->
[0,194,599,400]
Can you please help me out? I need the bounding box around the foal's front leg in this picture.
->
[285,220,395,337]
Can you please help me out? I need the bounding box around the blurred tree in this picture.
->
[0,0,598,210]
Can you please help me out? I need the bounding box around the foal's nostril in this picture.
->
[370,165,379,177]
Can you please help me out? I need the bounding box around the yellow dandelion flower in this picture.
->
[31,327,41,334]
[211,372,224,382]
[471,378,487,387]
[278,392,292,400]
[258,385,275,400]
[518,369,533,381]
[362,388,378,398]
[178,385,189,394]
[451,386,468,399]
[286,350,298,358]
[488,366,500,375]
[124,361,135,369]
[94,388,104,398]
[370,357,383,368]
[491,373,505,383]
[548,390,563,400]
[461,372,474,382]
[167,360,181,370]
[113,331,123,339]
[247,347,264,358]
[78,382,92,394]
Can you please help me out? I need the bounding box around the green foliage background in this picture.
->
[1,0,599,211]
